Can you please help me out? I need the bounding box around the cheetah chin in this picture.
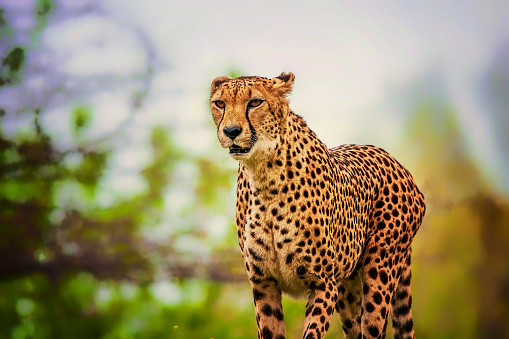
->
[229,144,251,155]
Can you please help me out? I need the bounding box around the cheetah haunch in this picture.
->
[210,72,426,339]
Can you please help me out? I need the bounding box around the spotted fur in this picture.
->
[210,72,426,339]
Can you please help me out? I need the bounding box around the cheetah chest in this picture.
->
[244,203,314,298]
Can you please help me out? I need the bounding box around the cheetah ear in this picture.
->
[272,72,295,95]
[210,76,231,93]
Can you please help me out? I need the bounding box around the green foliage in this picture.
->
[0,46,25,85]
[36,0,53,17]
[227,69,244,79]
[72,105,92,136]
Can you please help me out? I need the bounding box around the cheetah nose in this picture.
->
[223,126,242,140]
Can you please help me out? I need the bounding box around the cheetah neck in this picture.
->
[240,112,330,201]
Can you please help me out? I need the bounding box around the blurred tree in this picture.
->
[0,1,241,338]
[480,40,509,192]
[400,71,509,338]
[475,195,509,338]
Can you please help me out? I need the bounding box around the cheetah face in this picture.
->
[209,73,294,163]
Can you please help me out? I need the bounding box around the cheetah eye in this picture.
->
[248,99,263,108]
[214,100,225,109]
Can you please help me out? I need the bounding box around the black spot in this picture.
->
[397,290,408,300]
[273,308,284,321]
[375,201,384,208]
[316,282,326,291]
[396,305,410,316]
[305,304,313,316]
[368,268,378,279]
[402,319,414,332]
[286,252,294,264]
[326,306,333,315]
[249,248,263,261]
[380,271,389,284]
[365,302,374,312]
[256,238,266,247]
[312,307,322,316]
[373,292,383,305]
[253,289,265,301]
[252,263,263,276]
[261,326,273,339]
[261,303,272,316]
[347,293,355,304]
[368,325,379,337]
[297,266,307,275]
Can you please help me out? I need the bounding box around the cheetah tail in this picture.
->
[391,249,415,339]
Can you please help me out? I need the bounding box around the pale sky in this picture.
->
[2,0,509,194]
[106,0,509,176]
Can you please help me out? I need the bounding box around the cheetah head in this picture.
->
[210,72,294,164]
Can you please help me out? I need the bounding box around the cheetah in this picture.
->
[209,72,426,339]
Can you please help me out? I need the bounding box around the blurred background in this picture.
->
[1,0,508,338]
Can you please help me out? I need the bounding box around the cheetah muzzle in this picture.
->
[209,72,426,339]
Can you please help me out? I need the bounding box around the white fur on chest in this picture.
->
[244,203,309,298]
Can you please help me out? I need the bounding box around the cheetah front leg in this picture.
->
[249,277,286,339]
[302,279,338,339]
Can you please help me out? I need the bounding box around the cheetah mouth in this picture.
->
[229,145,251,154]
